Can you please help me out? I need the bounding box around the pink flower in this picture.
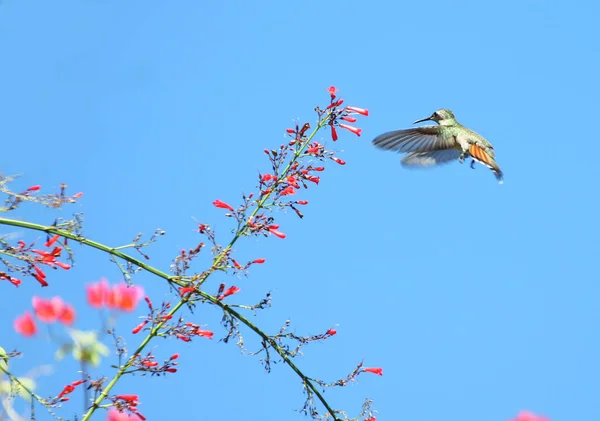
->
[14,311,37,337]
[86,278,110,308]
[107,409,138,421]
[346,106,369,116]
[511,411,551,421]
[58,304,76,325]
[212,199,234,212]
[339,123,362,136]
[362,367,383,376]
[32,296,67,323]
[107,284,144,312]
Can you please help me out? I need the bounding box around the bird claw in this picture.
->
[470,160,476,169]
[458,153,465,164]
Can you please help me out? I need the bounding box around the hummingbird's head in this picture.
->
[413,108,456,125]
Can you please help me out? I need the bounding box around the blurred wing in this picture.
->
[372,127,455,153]
[401,150,461,168]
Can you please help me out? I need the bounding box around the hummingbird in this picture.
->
[372,109,503,183]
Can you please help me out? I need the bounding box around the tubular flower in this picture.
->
[362,367,383,376]
[212,200,234,212]
[339,123,362,137]
[331,125,338,141]
[346,106,369,116]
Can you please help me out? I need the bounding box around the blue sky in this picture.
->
[1,1,599,420]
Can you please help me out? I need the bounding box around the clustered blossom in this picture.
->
[129,352,179,375]
[86,278,144,312]
[0,233,72,287]
[110,395,146,421]
[175,322,214,342]
[14,296,77,337]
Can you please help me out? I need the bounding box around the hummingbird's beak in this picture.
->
[413,116,432,124]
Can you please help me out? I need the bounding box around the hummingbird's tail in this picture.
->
[492,167,504,184]
[468,144,503,184]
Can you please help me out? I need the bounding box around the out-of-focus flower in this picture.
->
[14,311,37,337]
[86,278,110,308]
[107,284,144,312]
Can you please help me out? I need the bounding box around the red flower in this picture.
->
[116,395,139,403]
[341,116,357,123]
[511,411,551,421]
[346,106,369,116]
[252,258,266,264]
[1,273,21,286]
[32,296,68,323]
[232,259,242,269]
[58,304,76,325]
[27,185,41,191]
[312,167,325,171]
[326,329,337,336]
[14,311,37,337]
[107,284,144,312]
[32,272,48,287]
[287,176,300,188]
[132,321,148,334]
[72,192,84,198]
[286,128,295,134]
[306,143,323,155]
[179,287,195,296]
[170,353,179,360]
[331,125,338,141]
[331,157,346,165]
[212,199,234,212]
[362,367,383,376]
[218,286,241,300]
[268,227,286,239]
[280,186,296,196]
[86,278,109,308]
[364,418,376,421]
[261,174,274,182]
[45,234,60,247]
[195,329,214,339]
[339,123,362,136]
[327,86,338,98]
[296,200,308,205]
[304,175,320,184]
